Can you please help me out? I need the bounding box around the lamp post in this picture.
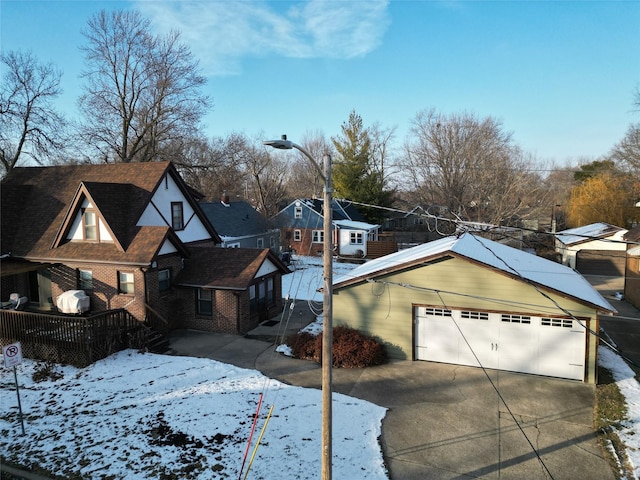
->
[264,135,333,480]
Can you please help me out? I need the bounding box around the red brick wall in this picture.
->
[39,257,284,336]
[50,263,146,321]
[282,228,324,256]
[144,255,184,332]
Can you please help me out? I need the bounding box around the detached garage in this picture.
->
[332,233,616,383]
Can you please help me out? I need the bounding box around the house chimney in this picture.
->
[221,191,230,206]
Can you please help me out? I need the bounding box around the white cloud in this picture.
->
[136,0,390,76]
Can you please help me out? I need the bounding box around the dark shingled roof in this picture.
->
[175,246,289,290]
[200,201,274,238]
[309,198,366,222]
[1,162,215,265]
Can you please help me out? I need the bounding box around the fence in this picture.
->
[366,240,398,259]
[0,308,145,367]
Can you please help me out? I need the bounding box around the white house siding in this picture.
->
[256,258,278,277]
[67,200,113,242]
[137,173,211,243]
[337,228,367,257]
[158,239,178,255]
[332,256,600,383]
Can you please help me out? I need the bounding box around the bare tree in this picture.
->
[0,50,67,175]
[611,123,640,175]
[79,10,211,163]
[369,121,398,189]
[178,133,248,201]
[246,151,289,218]
[285,130,334,199]
[403,109,538,225]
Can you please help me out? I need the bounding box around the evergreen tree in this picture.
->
[331,111,393,223]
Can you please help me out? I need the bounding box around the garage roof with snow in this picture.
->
[555,222,626,247]
[333,232,616,313]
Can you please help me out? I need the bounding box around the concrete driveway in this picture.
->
[167,303,615,480]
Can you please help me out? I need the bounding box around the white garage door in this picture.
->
[415,307,587,381]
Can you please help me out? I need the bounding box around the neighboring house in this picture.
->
[200,193,280,252]
[555,222,628,274]
[624,226,640,309]
[274,198,385,258]
[332,233,615,383]
[0,162,288,338]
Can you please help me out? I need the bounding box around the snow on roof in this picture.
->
[333,220,378,230]
[556,222,626,246]
[333,233,615,313]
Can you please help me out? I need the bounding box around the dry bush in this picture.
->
[285,326,386,368]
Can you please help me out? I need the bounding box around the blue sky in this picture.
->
[2,0,639,164]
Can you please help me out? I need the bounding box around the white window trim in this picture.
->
[350,231,363,245]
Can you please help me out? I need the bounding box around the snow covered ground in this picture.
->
[2,255,640,479]
[599,347,640,479]
[0,256,385,479]
[0,351,387,479]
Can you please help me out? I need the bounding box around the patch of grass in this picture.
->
[595,366,634,480]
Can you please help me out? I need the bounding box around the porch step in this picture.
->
[146,331,170,354]
[129,324,170,354]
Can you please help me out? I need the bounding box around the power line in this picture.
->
[340,198,640,247]
[433,291,555,480]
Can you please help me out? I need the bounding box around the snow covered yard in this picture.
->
[599,347,640,479]
[1,255,379,479]
[0,351,387,479]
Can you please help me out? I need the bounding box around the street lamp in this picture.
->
[264,135,333,480]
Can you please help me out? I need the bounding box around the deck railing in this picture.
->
[0,308,144,367]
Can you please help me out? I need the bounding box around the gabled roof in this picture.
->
[275,198,374,226]
[200,201,274,238]
[52,181,137,252]
[333,233,615,313]
[311,198,367,222]
[1,161,217,264]
[175,246,289,290]
[556,222,627,247]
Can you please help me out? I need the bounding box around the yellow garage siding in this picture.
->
[333,256,600,382]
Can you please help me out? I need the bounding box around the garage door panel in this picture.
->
[415,307,587,381]
[415,309,459,363]
[498,315,538,375]
[538,318,586,381]
[457,311,495,369]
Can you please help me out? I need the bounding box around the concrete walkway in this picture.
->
[166,302,616,480]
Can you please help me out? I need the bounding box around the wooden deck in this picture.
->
[0,308,147,367]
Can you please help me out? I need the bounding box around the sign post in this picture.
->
[3,342,25,435]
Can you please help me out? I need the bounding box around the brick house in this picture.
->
[274,198,385,258]
[0,162,288,335]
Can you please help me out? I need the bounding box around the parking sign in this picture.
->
[3,342,23,368]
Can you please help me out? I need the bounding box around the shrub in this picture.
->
[32,361,64,383]
[285,326,386,368]
[332,326,387,368]
[285,331,321,362]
